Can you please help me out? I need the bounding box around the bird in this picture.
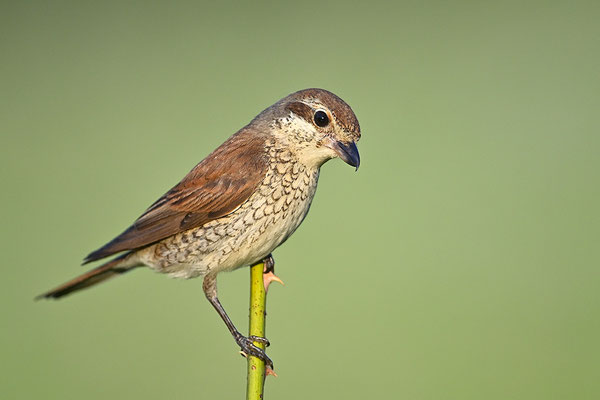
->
[38,88,361,368]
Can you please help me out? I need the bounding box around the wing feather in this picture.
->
[84,129,268,263]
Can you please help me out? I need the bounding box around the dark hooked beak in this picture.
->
[332,140,360,170]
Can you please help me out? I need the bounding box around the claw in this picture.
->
[235,333,274,368]
[249,335,270,347]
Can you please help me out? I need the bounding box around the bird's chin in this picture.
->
[298,146,338,169]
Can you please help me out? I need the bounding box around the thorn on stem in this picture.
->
[263,271,284,292]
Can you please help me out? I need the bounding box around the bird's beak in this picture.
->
[331,140,360,170]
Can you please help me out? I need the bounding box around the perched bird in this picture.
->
[38,88,361,367]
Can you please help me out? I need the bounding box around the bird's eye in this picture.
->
[313,110,329,127]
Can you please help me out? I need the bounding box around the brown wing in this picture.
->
[84,129,268,264]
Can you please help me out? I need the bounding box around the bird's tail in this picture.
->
[36,253,140,300]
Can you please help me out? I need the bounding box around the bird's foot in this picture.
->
[262,254,284,291]
[235,332,273,368]
[248,335,270,347]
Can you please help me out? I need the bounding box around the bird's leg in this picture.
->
[262,254,284,292]
[202,273,273,368]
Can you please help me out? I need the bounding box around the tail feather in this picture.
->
[37,254,139,300]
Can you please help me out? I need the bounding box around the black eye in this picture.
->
[313,110,329,127]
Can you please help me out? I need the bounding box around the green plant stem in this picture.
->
[246,261,267,400]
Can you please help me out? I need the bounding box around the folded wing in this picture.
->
[84,129,268,264]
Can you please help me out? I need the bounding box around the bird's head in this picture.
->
[258,88,361,170]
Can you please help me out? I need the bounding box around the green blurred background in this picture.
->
[2,1,599,399]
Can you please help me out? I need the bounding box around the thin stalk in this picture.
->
[246,261,267,400]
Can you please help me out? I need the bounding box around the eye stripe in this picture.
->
[285,101,314,123]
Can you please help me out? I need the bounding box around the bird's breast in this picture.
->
[146,158,320,278]
[216,159,320,272]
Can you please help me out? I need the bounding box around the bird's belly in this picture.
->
[218,196,313,272]
[145,167,319,279]
[214,173,319,273]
